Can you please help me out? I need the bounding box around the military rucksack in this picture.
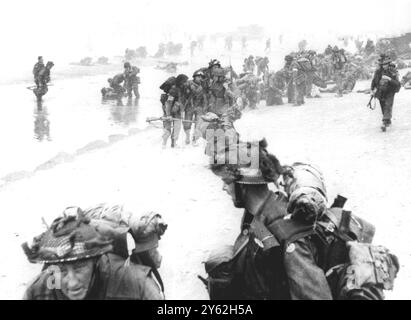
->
[296,57,313,72]
[159,76,176,93]
[268,207,399,300]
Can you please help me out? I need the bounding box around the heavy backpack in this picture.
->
[159,76,176,93]
[326,241,399,300]
[269,208,399,300]
[202,212,289,300]
[296,57,313,72]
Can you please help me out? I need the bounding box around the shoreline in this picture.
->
[0,55,189,86]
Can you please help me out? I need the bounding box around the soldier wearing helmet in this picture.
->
[243,55,255,74]
[33,56,44,88]
[22,209,167,300]
[256,57,269,77]
[33,61,54,102]
[123,62,140,105]
[208,68,235,116]
[160,74,189,148]
[203,139,398,300]
[304,51,318,98]
[331,46,348,97]
[283,55,296,104]
[371,54,401,131]
[181,71,208,145]
[266,71,285,106]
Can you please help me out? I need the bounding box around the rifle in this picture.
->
[367,95,376,110]
[197,275,208,288]
[26,84,54,90]
[146,116,196,124]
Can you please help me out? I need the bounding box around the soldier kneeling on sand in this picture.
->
[22,205,167,300]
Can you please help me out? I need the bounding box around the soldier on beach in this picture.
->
[371,54,401,132]
[33,61,54,102]
[124,62,140,106]
[33,56,44,88]
[203,139,399,300]
[23,207,167,300]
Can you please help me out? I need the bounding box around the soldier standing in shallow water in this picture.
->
[331,47,348,97]
[33,56,44,88]
[371,55,401,132]
[34,61,54,102]
[160,74,188,148]
[123,62,140,106]
[182,71,208,145]
[283,55,295,104]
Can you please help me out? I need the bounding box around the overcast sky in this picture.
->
[1,0,410,80]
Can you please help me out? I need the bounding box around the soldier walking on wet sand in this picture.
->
[371,54,401,132]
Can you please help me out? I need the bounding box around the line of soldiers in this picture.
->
[101,62,140,106]
[32,56,54,102]
[158,59,240,148]
[157,50,342,148]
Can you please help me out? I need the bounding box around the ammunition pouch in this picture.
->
[326,242,399,299]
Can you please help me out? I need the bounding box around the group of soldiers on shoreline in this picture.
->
[101,62,141,106]
[155,41,405,149]
[155,35,411,143]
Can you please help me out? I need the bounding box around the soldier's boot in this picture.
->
[171,138,176,148]
[381,119,391,132]
[184,130,191,145]
[127,97,133,106]
[162,129,171,149]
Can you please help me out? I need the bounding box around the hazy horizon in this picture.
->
[1,0,410,81]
